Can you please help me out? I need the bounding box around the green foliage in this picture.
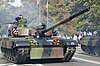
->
[65,0,100,32]
[88,1,100,27]
[47,0,100,34]
[49,0,68,22]
[48,0,78,35]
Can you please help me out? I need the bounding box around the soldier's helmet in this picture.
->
[37,23,46,29]
[15,14,23,21]
[19,14,23,18]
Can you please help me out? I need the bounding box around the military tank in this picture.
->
[0,6,91,64]
[80,29,100,56]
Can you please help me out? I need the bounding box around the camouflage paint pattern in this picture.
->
[30,39,63,59]
[30,46,63,59]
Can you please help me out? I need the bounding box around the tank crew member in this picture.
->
[37,23,46,30]
[15,15,27,27]
[36,23,57,36]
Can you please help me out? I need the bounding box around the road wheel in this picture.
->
[94,46,100,56]
[81,45,89,54]
[13,52,21,64]
[13,48,23,64]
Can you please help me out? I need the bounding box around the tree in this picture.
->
[66,0,100,31]
[48,0,78,35]
[48,0,68,22]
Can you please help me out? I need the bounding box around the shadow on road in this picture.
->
[0,56,78,65]
[28,58,78,64]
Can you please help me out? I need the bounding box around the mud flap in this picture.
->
[63,47,76,62]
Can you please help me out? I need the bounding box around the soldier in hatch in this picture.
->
[37,23,46,30]
[15,15,27,28]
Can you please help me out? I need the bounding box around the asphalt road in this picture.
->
[0,45,100,66]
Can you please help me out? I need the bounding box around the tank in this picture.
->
[0,6,91,64]
[80,29,100,56]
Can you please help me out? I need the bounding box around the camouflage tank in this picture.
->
[0,6,90,64]
[80,29,100,56]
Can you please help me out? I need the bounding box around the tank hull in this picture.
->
[0,37,78,64]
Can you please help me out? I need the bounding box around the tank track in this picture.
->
[81,45,100,56]
[63,46,76,62]
[1,46,76,63]
[1,47,30,64]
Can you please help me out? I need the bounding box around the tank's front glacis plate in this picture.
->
[30,37,78,59]
[30,46,64,59]
[30,38,63,59]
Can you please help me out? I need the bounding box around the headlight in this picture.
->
[15,43,30,46]
[71,42,75,45]
[16,44,19,46]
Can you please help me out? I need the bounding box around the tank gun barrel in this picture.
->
[43,6,91,33]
